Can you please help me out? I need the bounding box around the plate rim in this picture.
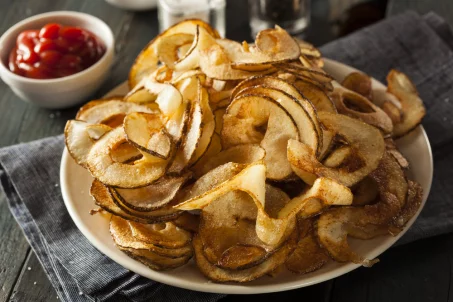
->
[60,58,433,294]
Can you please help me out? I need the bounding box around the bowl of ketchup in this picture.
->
[0,11,114,109]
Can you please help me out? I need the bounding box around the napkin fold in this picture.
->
[1,11,453,302]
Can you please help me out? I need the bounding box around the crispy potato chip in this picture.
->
[125,89,159,107]
[234,86,319,154]
[77,100,157,126]
[277,177,353,219]
[110,187,182,219]
[113,173,191,211]
[382,101,402,124]
[199,185,295,270]
[331,87,393,134]
[275,63,333,84]
[323,146,352,168]
[90,180,181,223]
[87,127,167,188]
[129,19,219,88]
[295,39,322,58]
[156,33,195,68]
[218,26,300,70]
[317,152,408,265]
[191,133,222,177]
[172,212,200,233]
[154,84,183,117]
[318,129,335,160]
[286,218,329,274]
[177,162,351,245]
[171,69,205,85]
[110,141,143,163]
[167,98,203,174]
[255,26,301,60]
[214,108,225,135]
[392,180,423,229]
[231,76,322,152]
[65,120,111,168]
[218,245,268,270]
[190,84,215,164]
[387,70,426,138]
[385,139,409,169]
[128,220,192,248]
[199,191,271,269]
[193,228,297,282]
[222,94,299,180]
[195,27,277,80]
[120,246,191,270]
[194,144,265,178]
[342,72,373,100]
[165,100,190,143]
[293,80,337,113]
[124,112,172,159]
[110,216,193,258]
[288,112,385,186]
[352,177,379,206]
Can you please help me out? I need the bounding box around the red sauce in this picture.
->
[8,23,106,79]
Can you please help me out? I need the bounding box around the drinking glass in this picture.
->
[158,0,226,37]
[248,0,311,37]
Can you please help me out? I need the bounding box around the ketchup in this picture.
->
[8,23,106,79]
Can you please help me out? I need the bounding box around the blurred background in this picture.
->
[101,0,453,47]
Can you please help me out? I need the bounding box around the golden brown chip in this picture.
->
[129,19,219,88]
[110,216,193,258]
[293,80,337,113]
[193,144,265,178]
[317,152,408,266]
[381,100,402,124]
[113,173,191,211]
[286,218,329,274]
[352,177,379,206]
[391,180,423,230]
[128,220,192,248]
[77,100,157,127]
[222,94,299,180]
[193,227,297,282]
[124,112,172,159]
[288,112,385,187]
[90,180,181,223]
[65,120,112,168]
[387,70,426,138]
[199,191,273,269]
[172,212,200,233]
[87,127,168,188]
[342,72,373,100]
[331,87,393,134]
[190,133,222,177]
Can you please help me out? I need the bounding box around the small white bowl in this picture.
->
[0,11,115,109]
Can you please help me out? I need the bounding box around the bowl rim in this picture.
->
[0,11,115,84]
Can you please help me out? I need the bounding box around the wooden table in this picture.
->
[1,1,452,301]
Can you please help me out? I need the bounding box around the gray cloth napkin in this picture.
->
[1,10,453,302]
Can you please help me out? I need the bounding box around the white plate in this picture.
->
[60,59,433,294]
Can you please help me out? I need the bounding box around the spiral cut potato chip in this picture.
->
[64,19,426,282]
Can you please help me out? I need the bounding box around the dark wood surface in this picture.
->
[0,0,452,301]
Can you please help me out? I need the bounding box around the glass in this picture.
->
[248,0,311,37]
[158,0,226,37]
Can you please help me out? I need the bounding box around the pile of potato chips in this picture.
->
[65,19,425,281]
